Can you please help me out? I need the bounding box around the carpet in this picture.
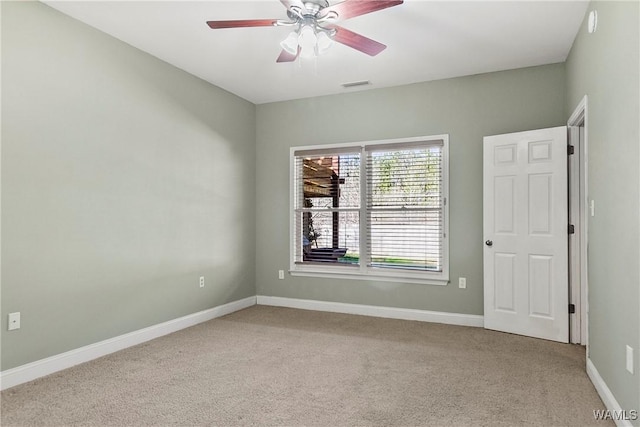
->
[1,305,609,426]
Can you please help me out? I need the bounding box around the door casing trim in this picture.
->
[567,95,589,347]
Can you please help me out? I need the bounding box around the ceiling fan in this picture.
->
[206,0,403,63]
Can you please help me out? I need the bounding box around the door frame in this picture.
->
[567,95,589,347]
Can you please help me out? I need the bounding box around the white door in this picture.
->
[483,126,569,343]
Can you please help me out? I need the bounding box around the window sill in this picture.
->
[289,267,449,286]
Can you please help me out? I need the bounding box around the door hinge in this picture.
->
[569,224,575,234]
[567,145,575,155]
[569,304,576,314]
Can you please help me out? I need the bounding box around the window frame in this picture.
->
[289,135,449,286]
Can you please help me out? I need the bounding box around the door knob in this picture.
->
[485,240,493,247]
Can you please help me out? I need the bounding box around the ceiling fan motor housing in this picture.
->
[287,0,330,20]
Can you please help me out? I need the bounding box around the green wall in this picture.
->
[256,63,566,315]
[1,2,256,370]
[565,1,640,418]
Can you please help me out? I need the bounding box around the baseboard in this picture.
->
[256,295,484,327]
[0,296,256,391]
[587,358,635,427]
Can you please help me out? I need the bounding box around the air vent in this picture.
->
[341,80,371,88]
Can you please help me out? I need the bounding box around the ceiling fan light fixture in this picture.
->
[280,31,299,55]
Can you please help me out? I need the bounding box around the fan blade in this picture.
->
[276,47,301,63]
[331,26,386,56]
[206,19,278,29]
[318,0,403,21]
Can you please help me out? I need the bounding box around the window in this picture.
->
[290,135,449,285]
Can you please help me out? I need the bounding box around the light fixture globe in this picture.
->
[316,31,334,55]
[298,25,318,58]
[280,31,299,55]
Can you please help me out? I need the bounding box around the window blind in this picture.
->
[365,142,444,271]
[293,151,361,265]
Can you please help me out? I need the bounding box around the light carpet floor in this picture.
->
[1,305,608,426]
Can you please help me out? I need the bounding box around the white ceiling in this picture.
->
[43,1,589,104]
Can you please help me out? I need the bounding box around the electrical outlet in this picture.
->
[458,277,467,289]
[626,345,634,374]
[8,312,20,331]
[199,276,205,288]
[590,199,595,217]
[278,270,285,280]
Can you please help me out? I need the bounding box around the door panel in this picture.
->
[529,255,553,318]
[494,253,516,312]
[483,127,568,343]
[494,176,516,233]
[529,174,552,235]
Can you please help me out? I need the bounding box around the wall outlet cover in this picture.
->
[8,312,21,331]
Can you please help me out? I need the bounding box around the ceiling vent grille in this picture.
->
[341,80,371,88]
